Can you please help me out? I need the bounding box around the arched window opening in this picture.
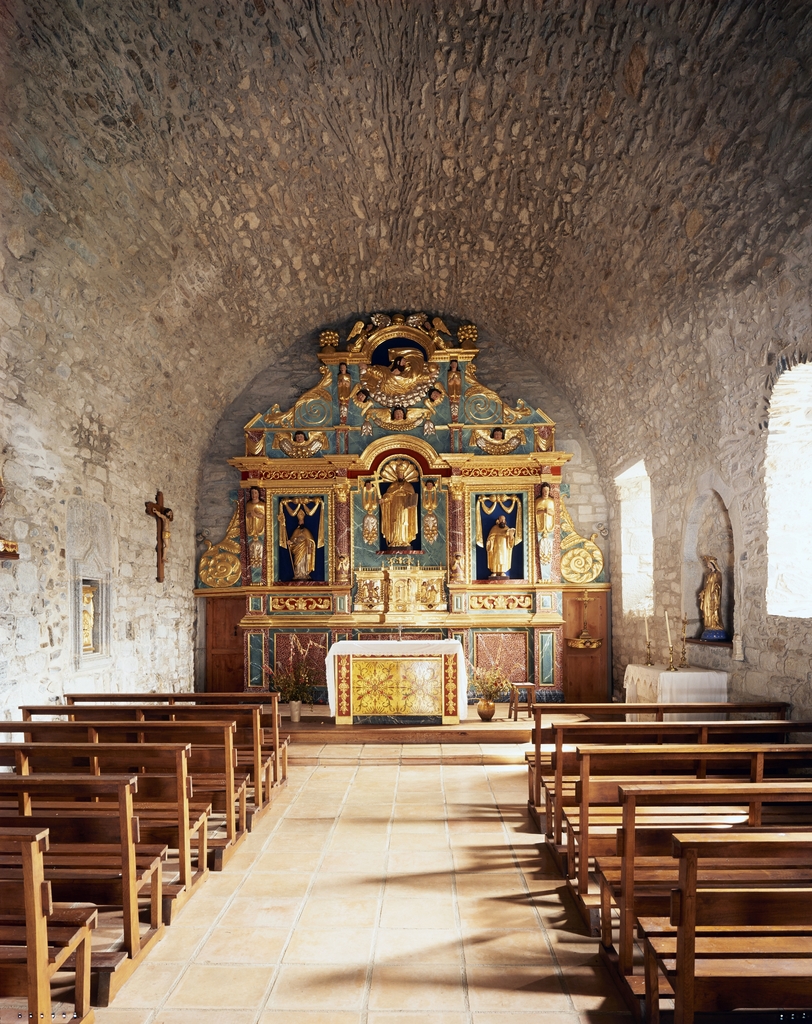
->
[615,460,654,617]
[765,364,812,617]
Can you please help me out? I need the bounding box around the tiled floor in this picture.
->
[92,759,630,1024]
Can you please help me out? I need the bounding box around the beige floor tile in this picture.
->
[297,895,380,928]
[195,925,289,964]
[144,922,211,962]
[375,927,462,963]
[92,1011,154,1024]
[380,894,456,929]
[308,872,383,899]
[328,832,389,853]
[368,964,466,1011]
[256,848,325,872]
[368,1015,467,1024]
[110,962,185,1007]
[166,964,275,1008]
[387,850,454,874]
[389,819,448,835]
[265,964,367,1010]
[320,849,388,873]
[219,895,303,930]
[259,1013,362,1024]
[384,870,456,895]
[388,830,450,852]
[466,965,570,1011]
[462,927,552,964]
[561,966,630,1012]
[472,1014,579,1023]
[241,870,314,897]
[283,924,374,963]
[153,1012,255,1024]
[458,896,541,930]
[454,869,527,897]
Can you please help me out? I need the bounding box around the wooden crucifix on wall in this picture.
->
[145,491,173,583]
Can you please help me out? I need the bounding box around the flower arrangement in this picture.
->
[263,635,318,705]
[467,662,509,703]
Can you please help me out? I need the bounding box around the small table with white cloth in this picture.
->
[623,663,729,720]
[325,639,468,725]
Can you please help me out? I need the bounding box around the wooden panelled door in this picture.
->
[205,596,246,692]
[562,589,610,702]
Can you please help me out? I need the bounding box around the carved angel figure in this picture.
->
[272,431,328,458]
[470,428,525,454]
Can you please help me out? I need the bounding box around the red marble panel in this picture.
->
[474,630,528,683]
[274,631,328,684]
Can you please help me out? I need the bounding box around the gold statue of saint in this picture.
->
[485,516,517,577]
[379,459,419,549]
[245,486,265,569]
[699,554,723,632]
[278,499,324,580]
[535,482,555,573]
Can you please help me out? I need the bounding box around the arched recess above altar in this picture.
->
[195,312,611,709]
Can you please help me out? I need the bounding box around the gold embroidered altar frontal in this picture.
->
[335,653,458,724]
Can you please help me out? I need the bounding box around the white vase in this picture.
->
[288,700,302,723]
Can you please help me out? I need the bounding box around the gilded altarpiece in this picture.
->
[196,313,610,712]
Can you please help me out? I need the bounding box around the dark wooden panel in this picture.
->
[206,597,245,693]
[563,589,610,702]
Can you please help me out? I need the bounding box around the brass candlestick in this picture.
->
[667,644,676,671]
[645,640,653,666]
[679,615,688,667]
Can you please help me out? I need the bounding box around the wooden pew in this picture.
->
[0,825,96,1024]
[62,691,288,787]
[0,774,165,1005]
[21,703,279,824]
[0,742,210,923]
[4,720,247,871]
[639,832,812,1024]
[595,783,812,1016]
[526,701,792,825]
[538,718,812,864]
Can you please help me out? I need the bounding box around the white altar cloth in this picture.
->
[623,663,729,720]
[325,639,468,719]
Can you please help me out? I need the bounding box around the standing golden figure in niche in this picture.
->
[278,499,324,580]
[485,516,517,577]
[245,486,266,569]
[699,554,725,637]
[379,459,419,549]
[476,494,523,579]
[535,482,555,579]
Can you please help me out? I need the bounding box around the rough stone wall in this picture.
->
[1,0,812,715]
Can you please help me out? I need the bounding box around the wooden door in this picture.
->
[205,597,246,692]
[562,589,610,702]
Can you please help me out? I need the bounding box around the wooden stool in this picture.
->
[507,683,534,721]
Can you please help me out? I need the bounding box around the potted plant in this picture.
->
[263,637,317,722]
[468,663,508,721]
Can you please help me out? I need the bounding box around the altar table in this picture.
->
[325,639,468,725]
[623,663,729,721]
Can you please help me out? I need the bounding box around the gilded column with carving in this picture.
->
[448,476,466,581]
[334,477,351,585]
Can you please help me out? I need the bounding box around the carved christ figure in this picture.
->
[288,510,317,579]
[379,460,419,549]
[485,515,517,577]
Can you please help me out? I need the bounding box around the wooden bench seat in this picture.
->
[592,783,812,1016]
[0,825,100,1024]
[0,741,210,923]
[6,720,249,871]
[0,775,166,1005]
[638,832,812,1024]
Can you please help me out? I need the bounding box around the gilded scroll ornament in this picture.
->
[198,505,242,588]
[272,431,329,458]
[270,595,331,612]
[470,593,533,611]
[361,479,380,546]
[422,480,439,544]
[559,499,604,584]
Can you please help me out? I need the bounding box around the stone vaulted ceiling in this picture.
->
[2,0,812,469]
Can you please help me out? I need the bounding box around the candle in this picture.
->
[644,617,650,642]
[665,610,672,646]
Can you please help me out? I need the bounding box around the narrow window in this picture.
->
[765,364,812,617]
[615,460,654,617]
